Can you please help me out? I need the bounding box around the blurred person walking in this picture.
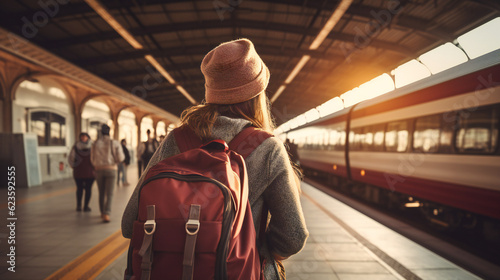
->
[117,139,131,186]
[91,124,125,222]
[137,129,159,177]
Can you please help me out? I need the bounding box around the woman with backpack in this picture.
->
[68,132,95,212]
[122,38,308,279]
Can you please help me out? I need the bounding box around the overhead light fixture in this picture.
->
[270,0,353,103]
[176,85,197,105]
[284,55,311,84]
[84,0,143,50]
[145,55,197,104]
[309,0,353,50]
[270,85,286,103]
[84,0,197,105]
[144,55,176,84]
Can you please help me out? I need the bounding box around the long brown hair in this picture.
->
[180,93,303,187]
[180,92,275,140]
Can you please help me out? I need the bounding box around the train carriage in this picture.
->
[290,49,500,230]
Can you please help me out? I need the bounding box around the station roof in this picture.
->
[1,0,499,125]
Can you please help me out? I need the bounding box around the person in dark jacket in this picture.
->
[68,132,95,212]
[117,139,131,186]
[137,129,159,177]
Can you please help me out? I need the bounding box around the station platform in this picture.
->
[0,167,481,280]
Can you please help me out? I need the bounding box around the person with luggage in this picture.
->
[122,38,308,279]
[91,124,125,223]
[68,132,94,212]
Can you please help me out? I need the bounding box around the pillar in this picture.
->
[0,61,29,133]
[152,118,160,140]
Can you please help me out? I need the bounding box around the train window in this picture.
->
[413,115,440,153]
[373,129,385,150]
[440,112,456,153]
[31,117,47,146]
[340,131,346,147]
[455,107,498,154]
[365,131,373,146]
[296,137,305,149]
[328,130,337,149]
[349,128,364,151]
[322,132,329,150]
[315,134,321,150]
[30,111,66,146]
[329,129,346,151]
[385,121,408,152]
[363,125,385,151]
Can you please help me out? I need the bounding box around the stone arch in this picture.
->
[0,73,7,132]
[139,115,155,143]
[117,107,138,152]
[80,96,113,140]
[13,75,73,135]
[12,74,75,183]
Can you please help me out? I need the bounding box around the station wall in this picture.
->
[13,77,74,183]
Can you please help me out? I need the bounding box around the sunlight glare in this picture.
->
[359,73,395,99]
[317,97,344,117]
[304,108,321,122]
[419,43,468,74]
[458,17,500,59]
[394,59,431,88]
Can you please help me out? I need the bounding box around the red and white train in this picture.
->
[288,49,500,231]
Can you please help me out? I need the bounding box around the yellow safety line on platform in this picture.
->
[0,187,74,209]
[45,230,130,280]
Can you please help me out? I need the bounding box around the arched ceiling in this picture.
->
[1,0,498,125]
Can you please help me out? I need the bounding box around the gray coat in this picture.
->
[121,116,308,278]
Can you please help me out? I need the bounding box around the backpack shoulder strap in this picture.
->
[174,126,273,157]
[229,127,273,159]
[173,126,203,153]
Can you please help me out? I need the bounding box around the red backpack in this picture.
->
[125,126,272,280]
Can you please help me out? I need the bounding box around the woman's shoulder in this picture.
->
[246,135,288,163]
[257,135,285,152]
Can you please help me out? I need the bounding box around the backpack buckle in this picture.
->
[185,219,200,235]
[143,205,156,235]
[144,219,156,235]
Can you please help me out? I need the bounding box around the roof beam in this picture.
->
[43,19,313,48]
[1,0,492,45]
[99,60,295,79]
[271,0,354,102]
[467,0,500,12]
[73,45,345,66]
[43,17,427,55]
[115,78,204,89]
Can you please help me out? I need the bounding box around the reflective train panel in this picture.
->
[288,49,500,229]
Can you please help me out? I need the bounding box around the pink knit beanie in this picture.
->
[201,38,270,104]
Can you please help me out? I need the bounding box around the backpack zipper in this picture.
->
[139,172,235,280]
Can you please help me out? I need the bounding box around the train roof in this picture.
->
[353,49,500,113]
[290,49,500,131]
